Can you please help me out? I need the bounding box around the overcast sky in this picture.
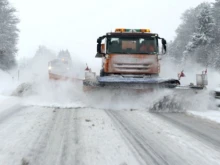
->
[9,0,215,67]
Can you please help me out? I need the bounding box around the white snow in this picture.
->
[122,110,220,165]
[0,104,141,165]
[188,110,220,124]
[0,95,9,102]
[75,108,140,165]
[0,96,22,115]
[214,87,220,92]
[0,70,26,112]
[0,70,19,96]
[1,57,220,164]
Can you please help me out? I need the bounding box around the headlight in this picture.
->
[48,66,52,70]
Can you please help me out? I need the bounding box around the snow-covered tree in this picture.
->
[58,50,71,59]
[32,45,56,69]
[212,0,220,25]
[26,46,56,77]
[168,8,197,61]
[169,2,218,67]
[184,3,215,66]
[212,0,220,43]
[0,0,19,70]
[185,3,215,52]
[34,45,56,59]
[211,0,220,68]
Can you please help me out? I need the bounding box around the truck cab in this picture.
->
[96,28,167,77]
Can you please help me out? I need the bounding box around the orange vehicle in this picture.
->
[98,29,164,77]
[48,51,75,81]
[83,28,208,91]
[83,28,181,90]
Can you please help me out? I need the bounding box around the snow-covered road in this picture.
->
[0,104,220,165]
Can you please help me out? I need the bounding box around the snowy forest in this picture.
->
[0,0,19,70]
[169,0,220,69]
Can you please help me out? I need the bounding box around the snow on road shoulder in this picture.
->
[0,95,10,102]
[0,95,21,113]
[187,110,220,124]
[0,69,23,112]
[0,70,19,96]
[0,106,55,165]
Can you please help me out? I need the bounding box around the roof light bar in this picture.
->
[115,28,151,33]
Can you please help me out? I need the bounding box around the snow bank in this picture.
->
[0,95,21,113]
[0,70,19,95]
[0,70,22,112]
[0,95,10,102]
[188,110,220,124]
[11,82,34,97]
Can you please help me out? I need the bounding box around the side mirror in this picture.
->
[96,43,106,58]
[161,38,167,54]
[97,37,102,44]
[97,43,101,54]
[96,35,106,57]
[97,43,105,54]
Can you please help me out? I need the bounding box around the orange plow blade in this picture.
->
[49,72,83,82]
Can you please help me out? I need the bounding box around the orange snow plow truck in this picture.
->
[83,28,208,91]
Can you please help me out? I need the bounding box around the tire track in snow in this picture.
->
[157,113,220,151]
[106,110,170,165]
[108,110,220,165]
[23,107,60,164]
[0,106,60,165]
[58,108,80,165]
[27,108,80,165]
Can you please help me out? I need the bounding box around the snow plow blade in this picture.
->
[83,76,181,90]
[49,72,83,82]
[83,71,207,92]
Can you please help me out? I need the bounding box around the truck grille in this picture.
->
[113,63,152,71]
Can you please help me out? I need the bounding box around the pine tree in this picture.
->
[186,3,215,51]
[169,1,220,69]
[212,0,220,42]
[184,3,215,66]
[212,0,220,24]
[34,45,56,59]
[0,0,19,70]
[168,8,197,61]
[58,49,72,61]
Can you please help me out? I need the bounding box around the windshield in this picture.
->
[107,36,158,54]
